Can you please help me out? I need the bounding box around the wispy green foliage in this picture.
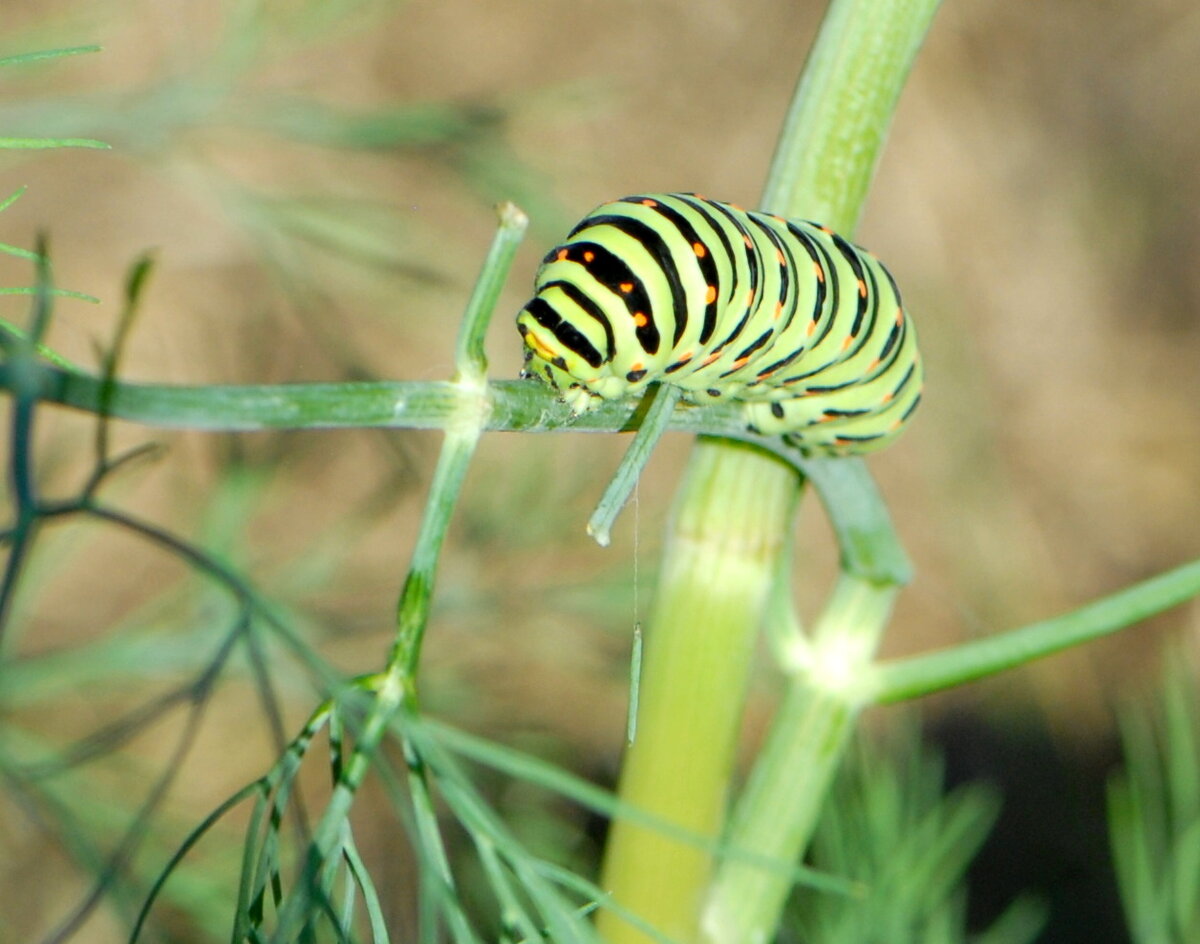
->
[0,45,101,68]
[136,202,535,944]
[0,45,107,149]
[0,135,108,149]
[1109,647,1200,943]
[785,722,1047,944]
[0,3,558,418]
[0,238,405,939]
[0,186,100,323]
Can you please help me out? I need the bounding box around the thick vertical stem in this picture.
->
[596,439,799,944]
[597,0,941,940]
[760,0,943,229]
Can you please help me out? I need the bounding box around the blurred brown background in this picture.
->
[2,0,1198,940]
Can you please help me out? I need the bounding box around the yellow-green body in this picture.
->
[516,192,921,455]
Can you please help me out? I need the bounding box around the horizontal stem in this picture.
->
[0,360,747,435]
[0,363,915,586]
[0,137,110,149]
[866,557,1200,704]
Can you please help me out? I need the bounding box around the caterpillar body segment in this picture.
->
[517,193,922,456]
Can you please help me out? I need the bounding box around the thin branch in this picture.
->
[866,558,1200,704]
[38,674,215,944]
[1,359,747,435]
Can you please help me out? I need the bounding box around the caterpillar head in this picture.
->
[516,309,606,414]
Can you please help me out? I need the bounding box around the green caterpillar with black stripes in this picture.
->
[517,193,922,456]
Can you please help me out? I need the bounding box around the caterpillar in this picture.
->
[516,193,922,456]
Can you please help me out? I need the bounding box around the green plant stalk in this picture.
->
[395,201,526,676]
[597,0,941,940]
[865,556,1200,703]
[802,457,912,584]
[0,137,109,149]
[1,243,55,644]
[268,204,525,939]
[588,383,683,547]
[760,0,941,232]
[0,363,751,434]
[595,439,800,943]
[269,411,469,938]
[0,45,102,68]
[702,575,894,942]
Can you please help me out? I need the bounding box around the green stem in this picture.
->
[269,203,525,938]
[761,0,942,229]
[587,383,683,547]
[0,45,102,68]
[392,424,484,678]
[866,557,1200,704]
[595,440,799,944]
[0,244,56,646]
[1,364,749,435]
[803,456,912,585]
[702,576,894,943]
[597,0,941,940]
[455,201,528,380]
[395,201,527,677]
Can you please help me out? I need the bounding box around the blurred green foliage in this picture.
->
[1109,647,1200,943]
[784,721,1047,944]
